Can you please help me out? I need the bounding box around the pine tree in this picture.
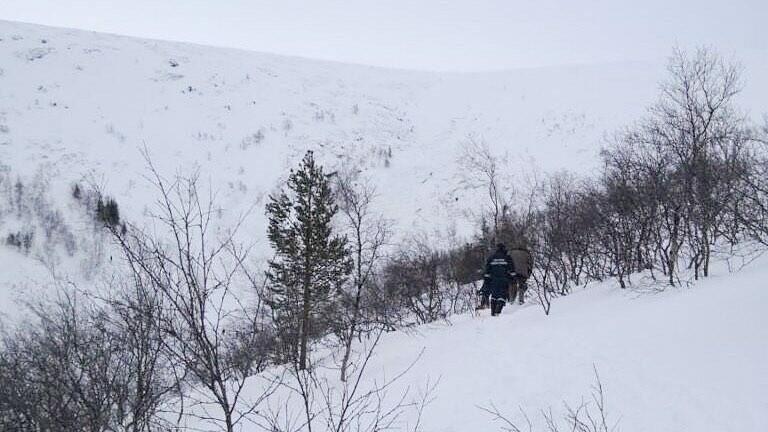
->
[72,183,82,200]
[266,150,351,370]
[95,195,121,227]
[96,196,105,223]
[104,198,120,226]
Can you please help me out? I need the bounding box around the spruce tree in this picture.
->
[266,150,351,370]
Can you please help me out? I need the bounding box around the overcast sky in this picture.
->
[2,0,766,71]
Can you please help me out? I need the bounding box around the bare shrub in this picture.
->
[109,155,279,432]
[0,290,176,432]
[480,367,618,432]
[257,330,435,432]
[333,171,392,382]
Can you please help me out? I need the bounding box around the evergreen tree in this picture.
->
[266,150,351,370]
[72,183,82,200]
[95,195,121,227]
[103,198,120,226]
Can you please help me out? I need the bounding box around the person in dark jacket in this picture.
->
[479,243,516,316]
[508,245,533,304]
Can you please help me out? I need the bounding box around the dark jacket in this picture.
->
[482,248,516,299]
[508,247,533,278]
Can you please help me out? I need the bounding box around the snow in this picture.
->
[0,19,767,431]
[0,20,765,252]
[231,257,767,432]
[1,20,766,304]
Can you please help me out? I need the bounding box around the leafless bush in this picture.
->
[601,47,762,285]
[333,171,392,382]
[0,169,80,260]
[457,136,509,240]
[0,290,176,432]
[480,367,619,432]
[109,155,279,432]
[379,238,448,325]
[257,330,435,432]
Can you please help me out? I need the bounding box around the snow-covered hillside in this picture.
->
[1,19,766,432]
[231,256,767,432]
[2,20,765,239]
[1,20,766,248]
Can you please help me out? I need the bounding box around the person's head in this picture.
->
[496,243,507,253]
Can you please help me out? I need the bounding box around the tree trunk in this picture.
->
[703,226,711,277]
[340,282,363,382]
[300,273,311,371]
[300,179,314,371]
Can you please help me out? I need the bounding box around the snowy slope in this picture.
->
[1,18,767,323]
[232,257,768,432]
[1,20,766,431]
[1,20,765,244]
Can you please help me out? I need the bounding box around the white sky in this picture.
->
[1,0,766,71]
